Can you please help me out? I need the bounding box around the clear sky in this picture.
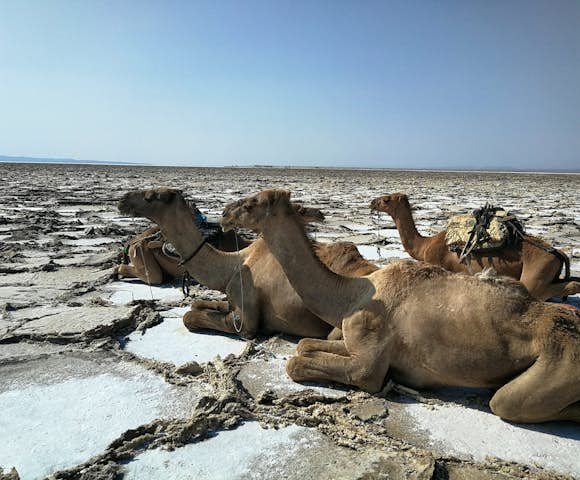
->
[0,0,578,170]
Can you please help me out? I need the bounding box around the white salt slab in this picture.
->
[104,281,183,305]
[340,222,372,232]
[405,400,580,477]
[375,228,401,238]
[123,422,307,479]
[525,226,548,235]
[61,237,117,246]
[356,245,411,261]
[124,311,247,365]
[0,370,194,480]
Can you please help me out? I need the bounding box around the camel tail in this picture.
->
[550,248,571,281]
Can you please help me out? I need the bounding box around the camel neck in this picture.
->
[157,208,241,291]
[393,205,429,261]
[261,212,368,327]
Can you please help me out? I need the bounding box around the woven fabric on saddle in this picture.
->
[445,210,509,251]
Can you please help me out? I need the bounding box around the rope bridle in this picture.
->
[178,238,207,266]
[233,233,244,334]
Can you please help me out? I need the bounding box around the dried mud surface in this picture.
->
[0,163,579,480]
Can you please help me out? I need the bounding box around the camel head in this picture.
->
[369,193,410,217]
[118,187,190,224]
[221,189,294,232]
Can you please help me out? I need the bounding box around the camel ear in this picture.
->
[156,188,181,203]
[144,190,156,202]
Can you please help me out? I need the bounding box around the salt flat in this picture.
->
[0,163,578,479]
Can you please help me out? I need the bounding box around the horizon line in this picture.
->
[0,155,579,175]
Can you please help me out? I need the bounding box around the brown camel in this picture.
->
[118,187,377,339]
[221,189,580,424]
[116,203,325,285]
[370,193,580,301]
[116,224,251,285]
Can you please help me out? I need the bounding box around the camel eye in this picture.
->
[243,204,252,211]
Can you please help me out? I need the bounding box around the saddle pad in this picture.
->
[445,210,508,250]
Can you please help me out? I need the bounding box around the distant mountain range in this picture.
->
[0,155,139,165]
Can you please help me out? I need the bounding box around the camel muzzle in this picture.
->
[118,193,138,216]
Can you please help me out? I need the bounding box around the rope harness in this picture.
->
[233,233,244,334]
[455,203,525,264]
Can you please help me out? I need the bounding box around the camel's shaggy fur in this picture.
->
[221,189,580,424]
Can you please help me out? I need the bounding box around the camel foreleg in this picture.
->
[287,312,390,393]
[182,300,259,339]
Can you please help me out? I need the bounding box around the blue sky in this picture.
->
[0,0,578,169]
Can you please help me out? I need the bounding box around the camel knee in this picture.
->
[489,395,522,422]
[489,392,552,423]
[349,366,384,394]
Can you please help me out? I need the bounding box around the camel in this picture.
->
[221,189,580,424]
[116,202,326,285]
[115,224,251,285]
[118,187,377,339]
[370,193,580,301]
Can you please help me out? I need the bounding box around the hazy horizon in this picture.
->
[1,1,578,170]
[2,154,579,174]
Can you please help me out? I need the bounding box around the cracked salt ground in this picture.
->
[1,164,579,479]
[124,307,247,365]
[386,398,580,478]
[0,353,208,480]
[356,244,411,261]
[103,280,184,304]
[121,421,396,480]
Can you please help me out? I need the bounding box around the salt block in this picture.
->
[0,353,208,480]
[390,397,580,478]
[8,305,136,341]
[122,421,416,479]
[124,313,247,365]
[104,280,183,305]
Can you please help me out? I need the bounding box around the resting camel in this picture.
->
[118,187,377,339]
[116,224,251,285]
[221,189,580,424]
[370,193,580,301]
[116,201,327,285]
